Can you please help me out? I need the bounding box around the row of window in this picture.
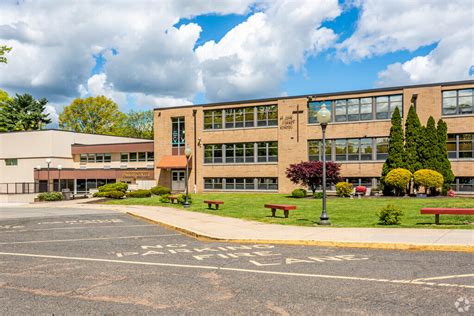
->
[442,89,473,116]
[204,105,278,130]
[5,158,18,166]
[204,178,278,191]
[120,152,154,162]
[308,138,389,162]
[451,177,474,192]
[80,153,112,163]
[308,94,403,124]
[204,142,278,164]
[447,134,473,159]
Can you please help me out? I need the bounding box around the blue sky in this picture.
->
[0,0,472,116]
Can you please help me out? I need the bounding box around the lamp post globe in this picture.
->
[316,104,331,226]
[184,146,192,208]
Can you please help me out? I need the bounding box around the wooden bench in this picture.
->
[420,208,474,224]
[264,204,297,218]
[169,195,179,204]
[204,200,224,210]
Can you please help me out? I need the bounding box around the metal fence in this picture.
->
[0,183,44,194]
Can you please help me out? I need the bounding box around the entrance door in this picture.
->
[171,170,185,192]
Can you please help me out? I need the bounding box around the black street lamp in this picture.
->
[316,104,331,225]
[183,146,192,208]
[57,165,62,192]
[45,158,51,192]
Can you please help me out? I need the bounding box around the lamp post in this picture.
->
[57,165,62,192]
[316,104,331,225]
[36,165,41,193]
[45,159,52,192]
[184,146,192,208]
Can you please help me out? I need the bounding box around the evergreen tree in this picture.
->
[422,116,439,170]
[404,106,422,173]
[381,107,405,195]
[0,93,51,132]
[436,119,454,190]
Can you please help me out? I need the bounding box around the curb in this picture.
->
[126,212,474,253]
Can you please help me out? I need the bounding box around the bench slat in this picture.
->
[421,208,474,215]
[204,200,224,204]
[264,204,297,210]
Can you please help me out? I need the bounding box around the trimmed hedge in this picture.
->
[38,192,63,202]
[384,168,412,195]
[377,204,403,225]
[313,192,323,199]
[93,190,125,199]
[177,194,192,205]
[413,169,444,194]
[336,182,352,197]
[291,188,307,198]
[126,189,152,198]
[150,186,171,196]
[97,182,128,193]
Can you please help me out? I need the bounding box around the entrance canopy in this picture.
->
[156,155,190,169]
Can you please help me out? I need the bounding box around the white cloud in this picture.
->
[338,0,473,86]
[196,0,340,101]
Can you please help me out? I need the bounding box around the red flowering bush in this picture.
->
[355,186,367,194]
[447,189,456,197]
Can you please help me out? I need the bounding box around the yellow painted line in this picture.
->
[0,251,472,289]
[412,273,474,282]
[0,234,180,245]
[0,224,151,234]
[126,212,474,253]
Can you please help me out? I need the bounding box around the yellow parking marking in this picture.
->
[0,224,151,234]
[0,251,472,289]
[0,234,180,245]
[412,273,474,282]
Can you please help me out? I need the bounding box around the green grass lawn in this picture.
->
[105,193,474,229]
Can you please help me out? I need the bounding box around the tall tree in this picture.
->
[381,107,405,195]
[0,93,51,132]
[0,89,10,103]
[59,96,125,135]
[0,45,12,64]
[119,110,153,139]
[422,116,439,170]
[436,119,455,190]
[404,106,422,173]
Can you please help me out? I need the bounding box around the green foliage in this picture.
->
[105,191,125,199]
[159,194,171,203]
[0,45,12,64]
[0,89,10,104]
[404,106,422,173]
[0,93,51,132]
[336,182,353,197]
[413,169,444,195]
[313,192,323,199]
[423,116,439,170]
[177,194,192,205]
[92,191,109,198]
[98,182,128,193]
[381,108,405,194]
[126,189,152,198]
[384,168,412,195]
[377,204,403,225]
[59,96,125,135]
[150,185,171,196]
[38,192,63,202]
[436,119,454,187]
[118,110,153,139]
[291,188,307,198]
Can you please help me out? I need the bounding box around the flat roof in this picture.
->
[0,128,152,140]
[154,79,474,111]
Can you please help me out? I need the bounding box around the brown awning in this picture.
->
[156,155,190,169]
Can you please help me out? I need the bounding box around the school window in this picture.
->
[129,152,138,162]
[376,137,389,160]
[80,154,87,163]
[308,138,383,161]
[203,105,277,130]
[104,154,112,163]
[451,177,474,192]
[204,178,277,191]
[120,153,129,162]
[447,134,474,159]
[171,117,185,148]
[442,89,473,115]
[147,152,154,162]
[5,158,18,166]
[138,152,146,162]
[204,142,276,164]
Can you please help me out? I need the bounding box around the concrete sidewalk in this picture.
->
[66,201,474,252]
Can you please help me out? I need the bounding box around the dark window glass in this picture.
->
[225,144,235,163]
[104,153,111,163]
[80,154,87,163]
[138,152,146,162]
[87,154,95,163]
[129,152,137,162]
[147,152,154,161]
[347,139,359,160]
[376,137,389,160]
[214,145,223,163]
[120,153,128,162]
[335,139,347,161]
[360,138,373,160]
[172,117,185,147]
[244,107,254,127]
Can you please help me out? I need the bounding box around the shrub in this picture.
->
[105,191,125,199]
[377,204,403,225]
[159,194,171,203]
[150,185,171,196]
[448,189,456,197]
[355,186,367,194]
[92,191,109,198]
[177,194,192,205]
[313,192,323,199]
[98,182,128,193]
[413,169,444,195]
[291,188,307,198]
[126,189,152,198]
[38,192,63,202]
[384,168,412,195]
[336,182,352,197]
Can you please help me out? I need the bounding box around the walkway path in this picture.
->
[54,200,474,252]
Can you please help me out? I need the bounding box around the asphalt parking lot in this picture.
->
[0,207,473,314]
